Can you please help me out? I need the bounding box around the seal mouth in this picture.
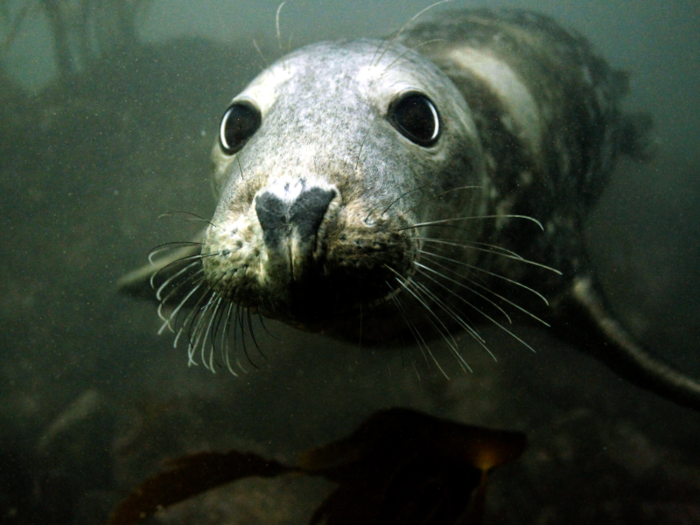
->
[272,258,414,330]
[202,224,416,329]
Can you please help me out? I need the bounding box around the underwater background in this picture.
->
[1,0,699,523]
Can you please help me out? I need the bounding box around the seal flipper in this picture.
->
[549,274,700,411]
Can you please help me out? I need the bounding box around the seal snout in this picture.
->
[252,178,340,286]
[255,186,337,249]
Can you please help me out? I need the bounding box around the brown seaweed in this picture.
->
[301,408,526,525]
[108,408,525,525]
[108,450,292,525]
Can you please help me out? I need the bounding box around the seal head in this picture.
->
[203,39,485,334]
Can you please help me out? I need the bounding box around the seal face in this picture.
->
[201,39,486,335]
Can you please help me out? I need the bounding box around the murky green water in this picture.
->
[1,1,699,523]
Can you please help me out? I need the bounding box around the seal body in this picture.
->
[200,9,632,341]
[123,9,700,410]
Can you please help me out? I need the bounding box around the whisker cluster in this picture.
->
[148,241,264,375]
[384,207,558,376]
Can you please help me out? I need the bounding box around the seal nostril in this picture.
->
[255,192,287,247]
[255,187,337,247]
[289,187,337,241]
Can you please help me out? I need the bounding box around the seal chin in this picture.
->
[201,178,416,328]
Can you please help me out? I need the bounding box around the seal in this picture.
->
[120,8,700,411]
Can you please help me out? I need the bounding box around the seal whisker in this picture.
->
[423,255,550,326]
[397,185,482,217]
[149,252,219,290]
[372,0,453,67]
[416,265,537,353]
[275,2,287,54]
[147,243,203,266]
[418,235,523,258]
[237,305,259,369]
[409,277,483,368]
[171,288,205,348]
[159,279,205,335]
[384,281,426,364]
[388,294,422,362]
[417,237,561,274]
[450,239,523,258]
[199,295,223,372]
[389,266,471,372]
[236,357,250,374]
[195,293,221,368]
[381,38,446,75]
[188,291,217,367]
[157,267,204,312]
[246,309,265,360]
[415,249,550,305]
[258,314,278,340]
[232,306,250,374]
[188,270,230,348]
[180,272,228,363]
[156,211,217,228]
[389,291,448,378]
[415,260,512,324]
[363,179,424,223]
[181,288,215,366]
[147,241,204,261]
[166,276,211,332]
[155,262,202,302]
[404,214,545,231]
[157,270,205,328]
[221,302,239,376]
[370,35,392,69]
[252,38,271,71]
[411,277,485,345]
[209,295,231,372]
[369,184,430,222]
[207,296,227,372]
[397,276,460,357]
[236,155,246,181]
[230,305,241,368]
[172,284,211,353]
[429,184,483,201]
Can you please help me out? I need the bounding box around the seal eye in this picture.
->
[388,92,440,146]
[219,101,261,154]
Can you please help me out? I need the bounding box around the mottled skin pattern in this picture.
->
[397,10,637,299]
[121,9,700,410]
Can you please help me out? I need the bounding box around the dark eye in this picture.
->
[388,92,440,146]
[219,101,261,154]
